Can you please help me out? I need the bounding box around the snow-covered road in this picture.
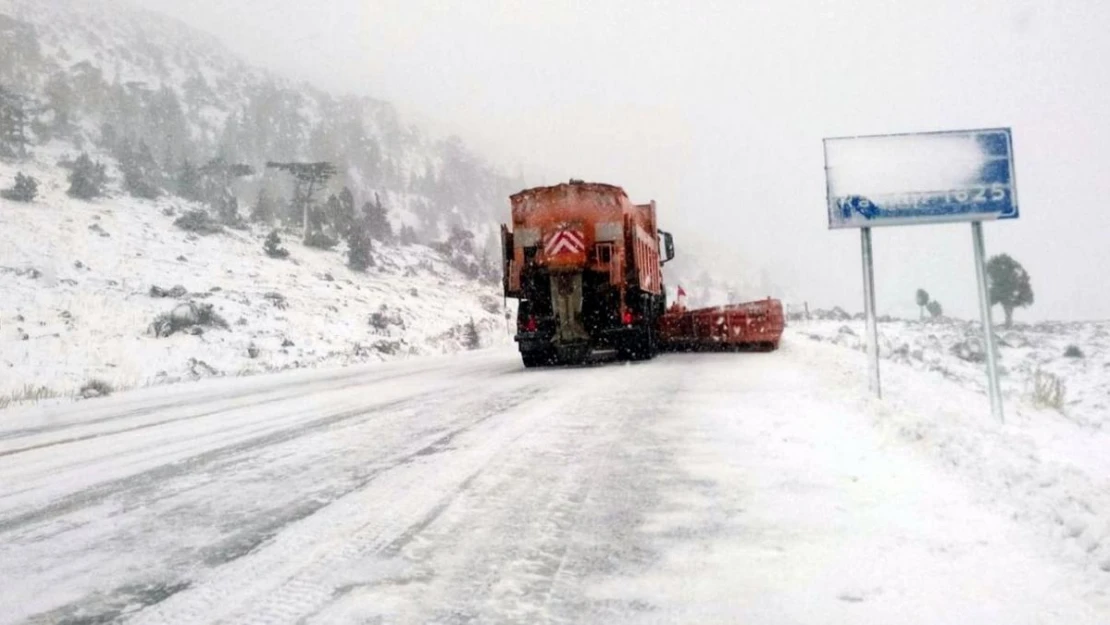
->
[1,340,1107,624]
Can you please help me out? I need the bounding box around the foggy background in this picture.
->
[134,0,1110,321]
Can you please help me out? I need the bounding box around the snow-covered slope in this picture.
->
[791,314,1109,428]
[0,145,508,405]
[785,316,1110,576]
[0,0,520,244]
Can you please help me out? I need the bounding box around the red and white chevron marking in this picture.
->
[544,229,585,256]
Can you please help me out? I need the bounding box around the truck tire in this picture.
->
[620,325,656,361]
[521,350,553,368]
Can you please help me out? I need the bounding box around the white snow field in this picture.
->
[1,335,1108,624]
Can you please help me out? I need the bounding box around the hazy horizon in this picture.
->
[133,0,1110,321]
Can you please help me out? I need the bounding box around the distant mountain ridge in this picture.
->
[0,0,521,245]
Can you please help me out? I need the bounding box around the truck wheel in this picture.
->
[621,326,656,361]
[521,350,553,368]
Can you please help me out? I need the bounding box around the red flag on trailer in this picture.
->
[677,286,686,298]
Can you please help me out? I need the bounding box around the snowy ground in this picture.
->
[791,315,1110,428]
[791,318,1110,573]
[0,146,509,406]
[1,337,1108,624]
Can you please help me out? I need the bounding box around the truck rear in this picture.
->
[501,180,673,366]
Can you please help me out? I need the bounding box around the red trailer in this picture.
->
[657,298,785,352]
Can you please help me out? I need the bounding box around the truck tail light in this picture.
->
[622,310,633,325]
[524,316,538,332]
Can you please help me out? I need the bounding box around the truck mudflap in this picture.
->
[657,298,785,351]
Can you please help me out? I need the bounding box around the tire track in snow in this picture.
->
[0,361,468,452]
[385,367,674,625]
[0,400,404,533]
[0,361,522,521]
[0,367,508,533]
[121,377,594,625]
[8,377,543,625]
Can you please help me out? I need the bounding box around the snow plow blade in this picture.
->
[657,298,784,352]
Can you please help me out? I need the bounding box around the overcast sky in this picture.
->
[134,0,1110,321]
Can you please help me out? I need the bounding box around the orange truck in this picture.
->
[501,180,784,367]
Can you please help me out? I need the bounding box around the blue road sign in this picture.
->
[824,128,1018,229]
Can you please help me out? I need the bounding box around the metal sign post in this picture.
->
[971,221,1004,422]
[823,127,1018,418]
[860,227,881,398]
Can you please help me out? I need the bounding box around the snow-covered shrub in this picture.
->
[263,291,287,310]
[950,336,997,363]
[174,209,223,235]
[369,304,405,332]
[1064,345,1085,359]
[263,230,289,259]
[80,378,114,398]
[304,231,338,250]
[150,302,228,337]
[1029,369,1066,411]
[373,339,404,355]
[1001,331,1030,348]
[1,172,38,202]
[149,284,188,298]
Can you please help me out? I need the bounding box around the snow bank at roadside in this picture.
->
[785,325,1110,578]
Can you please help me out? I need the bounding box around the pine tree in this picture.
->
[400,224,418,245]
[214,190,241,226]
[986,254,1034,328]
[324,193,341,235]
[120,139,162,199]
[67,152,108,200]
[332,186,356,238]
[347,217,373,271]
[363,192,393,241]
[176,158,200,200]
[265,161,337,243]
[915,288,930,320]
[44,72,75,138]
[250,188,276,224]
[464,318,481,350]
[0,85,30,160]
[1,172,37,202]
[446,226,475,255]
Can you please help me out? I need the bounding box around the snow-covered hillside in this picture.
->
[0,145,508,406]
[0,0,520,245]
